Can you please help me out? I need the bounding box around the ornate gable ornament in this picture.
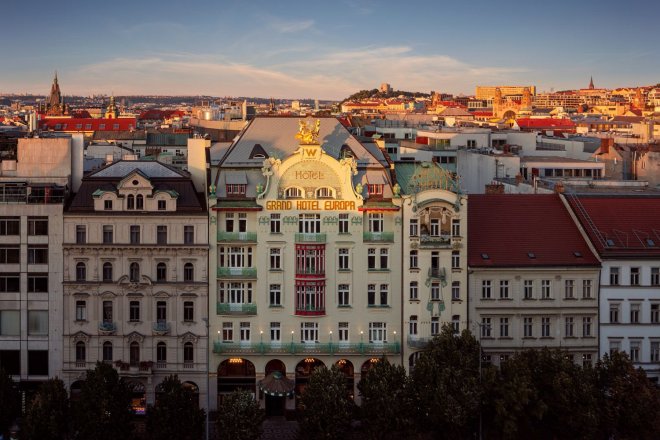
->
[295,118,321,145]
[180,332,199,344]
[71,331,91,343]
[126,332,145,344]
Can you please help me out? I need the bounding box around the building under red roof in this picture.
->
[565,195,660,258]
[516,118,576,132]
[468,194,600,267]
[138,109,185,121]
[39,117,136,132]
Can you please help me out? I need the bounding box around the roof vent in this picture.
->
[646,239,656,247]
[527,252,536,259]
[481,253,489,260]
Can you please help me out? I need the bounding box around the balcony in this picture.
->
[418,234,451,248]
[428,267,446,280]
[152,321,170,335]
[407,336,432,349]
[295,305,325,316]
[217,231,257,243]
[295,233,326,243]
[217,302,257,315]
[212,340,400,355]
[98,321,117,335]
[363,231,394,243]
[217,267,257,279]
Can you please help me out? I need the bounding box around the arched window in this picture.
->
[130,262,140,282]
[316,187,335,199]
[284,187,303,199]
[184,263,194,282]
[127,194,135,210]
[156,263,167,282]
[156,342,167,366]
[102,341,113,363]
[75,341,86,362]
[76,262,86,282]
[183,342,194,365]
[409,315,418,336]
[136,194,144,210]
[102,262,113,282]
[129,341,140,366]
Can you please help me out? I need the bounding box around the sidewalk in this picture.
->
[260,417,299,440]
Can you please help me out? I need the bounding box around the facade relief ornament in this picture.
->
[180,332,199,344]
[72,331,90,343]
[295,118,321,145]
[126,332,145,344]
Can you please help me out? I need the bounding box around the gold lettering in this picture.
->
[265,199,356,211]
[266,200,292,210]
[294,171,325,180]
[304,148,317,158]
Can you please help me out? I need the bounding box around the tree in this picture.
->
[408,325,483,439]
[0,368,20,437]
[216,389,264,440]
[299,365,355,440]
[594,352,660,440]
[146,375,205,440]
[357,358,412,440]
[71,362,134,440]
[22,378,70,440]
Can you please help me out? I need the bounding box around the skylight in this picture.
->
[527,252,536,259]
[481,253,489,260]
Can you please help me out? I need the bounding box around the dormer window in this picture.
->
[226,184,246,197]
[367,184,384,197]
[316,187,335,199]
[285,187,303,199]
[127,195,135,210]
[136,194,144,210]
[158,200,166,211]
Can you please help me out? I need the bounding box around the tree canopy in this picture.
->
[22,378,70,440]
[216,389,264,440]
[146,375,205,440]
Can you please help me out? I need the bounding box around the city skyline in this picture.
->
[1,0,659,100]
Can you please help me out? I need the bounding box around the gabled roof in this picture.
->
[565,195,660,258]
[39,117,136,131]
[516,118,576,129]
[468,194,599,267]
[90,160,186,179]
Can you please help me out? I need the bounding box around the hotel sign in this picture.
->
[265,200,356,211]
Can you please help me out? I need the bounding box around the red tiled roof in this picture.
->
[472,111,493,117]
[516,118,576,129]
[468,194,599,267]
[39,117,136,131]
[138,109,185,120]
[565,195,660,257]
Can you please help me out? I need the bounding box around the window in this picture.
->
[184,342,194,365]
[500,317,509,338]
[103,342,113,363]
[136,195,144,210]
[481,318,492,338]
[27,217,48,235]
[158,200,167,211]
[184,225,194,244]
[430,219,440,237]
[0,310,20,336]
[76,225,86,244]
[157,342,167,365]
[76,262,86,282]
[183,263,194,282]
[298,214,320,233]
[369,322,386,343]
[127,195,135,210]
[582,280,593,299]
[225,213,234,232]
[338,248,349,270]
[316,187,335,198]
[651,341,660,362]
[102,262,113,282]
[630,267,640,286]
[222,322,233,342]
[338,284,350,306]
[103,301,113,323]
[0,217,20,235]
[269,284,281,306]
[609,267,619,285]
[338,213,349,234]
[368,213,383,233]
[130,225,140,244]
[270,248,281,270]
[103,225,113,244]
[301,322,319,343]
[451,219,461,237]
[630,303,640,323]
[0,274,20,292]
[523,280,534,299]
[431,317,440,336]
[565,280,574,299]
[410,282,419,300]
[130,262,140,282]
[76,342,86,363]
[565,317,574,337]
[338,322,348,342]
[629,341,640,362]
[130,342,140,366]
[104,200,113,210]
[452,281,460,300]
[652,268,660,286]
[379,284,389,306]
[583,317,592,337]
[156,301,167,323]
[75,301,87,321]
[651,304,659,324]
[582,354,593,368]
[523,317,533,337]
[482,280,492,299]
[129,301,140,322]
[499,280,509,299]
[367,248,376,269]
[0,247,19,264]
[27,246,48,264]
[452,315,460,334]
[183,301,194,322]
[28,274,48,292]
[409,250,418,269]
[409,315,418,335]
[451,251,460,269]
[28,311,48,335]
[431,282,441,301]
[609,304,620,323]
[409,219,418,237]
[367,284,376,306]
[367,184,383,197]
[219,282,254,304]
[380,248,389,269]
[156,263,167,282]
[270,322,281,342]
[285,187,303,199]
[541,317,551,337]
[270,214,281,233]
[541,280,552,299]
[157,226,167,244]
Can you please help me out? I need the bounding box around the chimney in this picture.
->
[554,181,565,193]
[485,182,505,194]
[515,174,523,185]
[600,137,612,154]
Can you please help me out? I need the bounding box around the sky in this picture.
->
[1,0,659,100]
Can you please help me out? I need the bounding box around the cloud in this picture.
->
[267,17,315,33]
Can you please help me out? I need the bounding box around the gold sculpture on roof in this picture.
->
[295,119,321,144]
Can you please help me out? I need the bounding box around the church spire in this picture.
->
[47,71,64,116]
[588,76,595,90]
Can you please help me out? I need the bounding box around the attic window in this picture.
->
[226,184,246,196]
[573,251,583,258]
[367,184,384,197]
[527,252,536,259]
[646,239,656,247]
[132,180,139,186]
[481,253,489,260]
[249,143,269,159]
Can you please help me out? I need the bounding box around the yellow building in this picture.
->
[476,85,536,100]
